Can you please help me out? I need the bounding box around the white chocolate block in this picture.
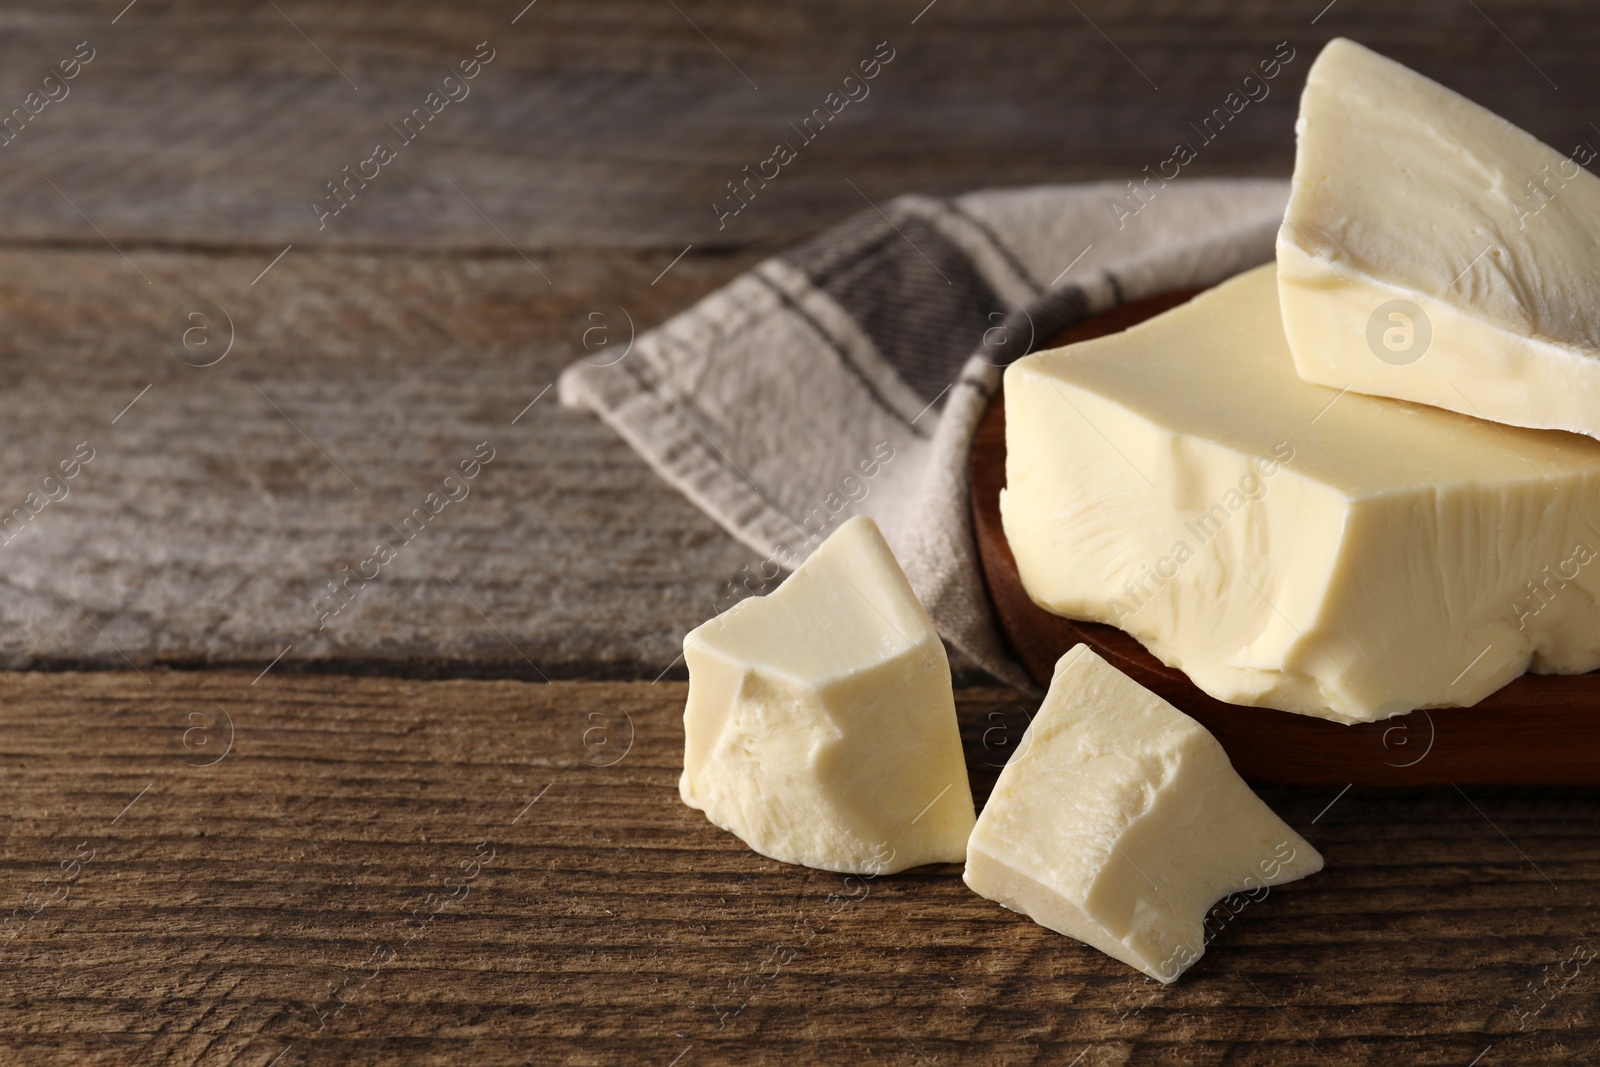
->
[679,516,976,874]
[1278,38,1600,438]
[964,645,1323,982]
[1001,264,1600,723]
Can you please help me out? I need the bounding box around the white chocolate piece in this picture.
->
[1278,38,1600,438]
[1001,264,1600,723]
[964,645,1323,982]
[679,516,975,874]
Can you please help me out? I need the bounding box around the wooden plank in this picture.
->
[0,2,1593,249]
[0,673,1594,1064]
[0,246,771,679]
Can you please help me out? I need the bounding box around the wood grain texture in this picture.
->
[0,672,1596,1066]
[2,0,1598,677]
[0,246,772,680]
[970,294,1600,786]
[0,2,1592,251]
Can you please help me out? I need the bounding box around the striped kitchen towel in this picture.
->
[558,179,1288,688]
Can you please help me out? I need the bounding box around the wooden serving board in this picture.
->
[971,290,1600,786]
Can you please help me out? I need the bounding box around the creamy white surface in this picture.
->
[963,645,1323,983]
[679,515,975,874]
[1001,264,1600,722]
[1278,37,1600,437]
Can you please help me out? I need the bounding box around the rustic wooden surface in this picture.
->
[1,673,1596,1066]
[1,1,1595,251]
[0,0,1595,676]
[0,245,767,681]
[4,1,1600,1062]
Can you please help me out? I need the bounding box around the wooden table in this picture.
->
[5,674,1597,1065]
[2,2,1598,1063]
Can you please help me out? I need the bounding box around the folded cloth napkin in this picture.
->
[559,178,1288,689]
